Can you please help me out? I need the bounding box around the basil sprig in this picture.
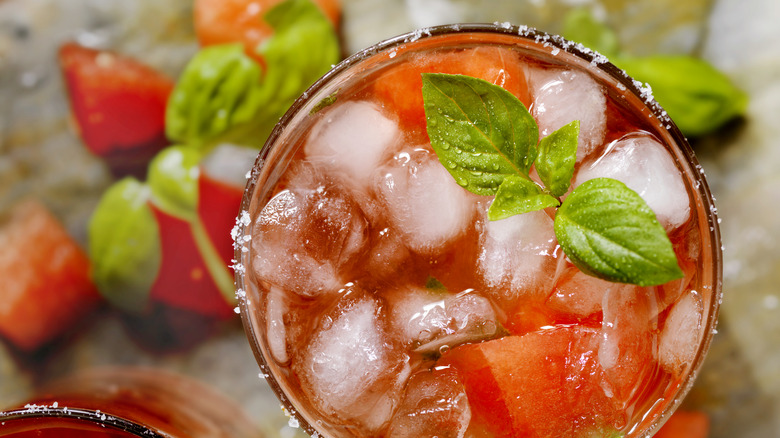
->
[422,73,683,286]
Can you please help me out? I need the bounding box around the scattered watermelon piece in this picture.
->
[197,171,244,267]
[0,200,102,352]
[148,203,234,320]
[373,46,532,133]
[59,42,173,178]
[194,0,341,64]
[653,411,709,438]
[440,327,622,438]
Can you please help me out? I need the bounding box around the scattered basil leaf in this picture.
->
[147,146,201,220]
[422,73,539,195]
[562,8,620,58]
[165,44,265,148]
[617,55,749,137]
[554,178,683,286]
[488,176,559,220]
[561,8,747,138]
[536,120,579,197]
[165,0,340,150]
[88,177,160,313]
[257,0,340,113]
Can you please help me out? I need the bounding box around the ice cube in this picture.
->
[362,225,418,285]
[546,269,625,318]
[477,209,558,305]
[574,133,691,230]
[599,286,658,404]
[385,368,471,438]
[529,67,606,161]
[375,147,478,255]
[305,100,399,188]
[250,173,368,297]
[265,286,289,364]
[386,286,500,353]
[658,290,703,376]
[297,296,411,432]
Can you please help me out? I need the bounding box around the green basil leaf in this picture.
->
[562,8,620,58]
[166,44,265,147]
[554,177,683,286]
[88,177,160,313]
[617,55,748,137]
[255,0,341,120]
[147,146,201,220]
[536,120,579,197]
[488,176,560,220]
[422,73,539,195]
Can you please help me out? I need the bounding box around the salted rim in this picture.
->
[234,22,723,438]
[0,405,164,437]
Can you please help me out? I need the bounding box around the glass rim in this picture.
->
[0,405,165,437]
[235,22,723,438]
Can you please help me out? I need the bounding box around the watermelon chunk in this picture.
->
[653,411,709,438]
[440,326,623,438]
[0,201,101,352]
[148,203,234,320]
[373,46,531,133]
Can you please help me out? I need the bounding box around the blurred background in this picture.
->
[1,0,779,436]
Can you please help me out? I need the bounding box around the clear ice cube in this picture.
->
[297,296,411,432]
[386,286,500,354]
[546,268,629,318]
[599,286,658,404]
[250,169,368,297]
[386,368,471,438]
[477,209,558,304]
[659,290,703,376]
[375,147,478,255]
[529,68,606,161]
[574,133,691,231]
[305,100,399,188]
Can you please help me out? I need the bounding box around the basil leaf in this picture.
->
[147,146,201,220]
[536,120,579,197]
[255,0,341,121]
[617,55,748,137]
[422,73,539,195]
[554,178,683,286]
[166,44,265,148]
[562,8,620,58]
[488,176,560,220]
[88,178,160,313]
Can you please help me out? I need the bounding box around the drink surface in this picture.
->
[239,28,719,438]
[0,414,145,438]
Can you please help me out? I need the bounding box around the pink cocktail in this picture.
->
[235,24,721,438]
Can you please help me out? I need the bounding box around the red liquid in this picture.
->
[239,27,719,438]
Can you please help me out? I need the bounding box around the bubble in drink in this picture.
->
[236,25,721,438]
